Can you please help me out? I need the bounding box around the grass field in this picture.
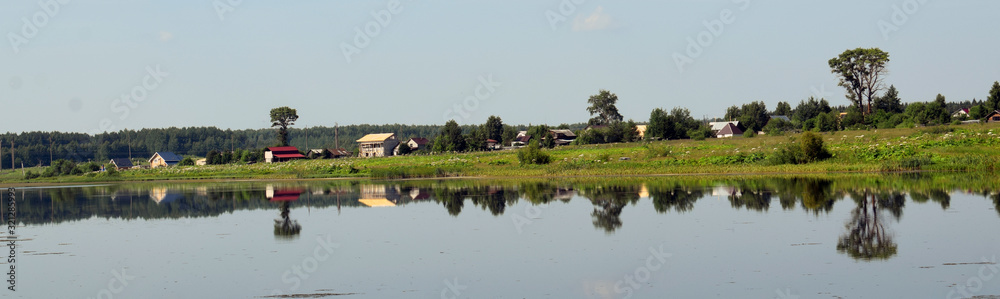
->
[2,122,999,185]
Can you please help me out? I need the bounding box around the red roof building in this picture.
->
[265,146,306,163]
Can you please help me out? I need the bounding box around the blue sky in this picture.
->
[2,0,998,134]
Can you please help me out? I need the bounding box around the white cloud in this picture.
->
[159,31,174,42]
[573,6,613,32]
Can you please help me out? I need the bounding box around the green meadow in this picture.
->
[2,123,998,185]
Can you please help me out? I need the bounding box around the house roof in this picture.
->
[328,148,351,156]
[109,158,133,168]
[486,139,498,143]
[268,146,306,159]
[357,133,396,143]
[709,121,739,131]
[408,137,429,145]
[718,123,743,136]
[550,129,576,139]
[150,152,182,162]
[515,135,531,142]
[956,108,970,114]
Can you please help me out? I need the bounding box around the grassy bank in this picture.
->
[2,123,999,185]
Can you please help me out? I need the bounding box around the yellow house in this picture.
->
[356,133,399,158]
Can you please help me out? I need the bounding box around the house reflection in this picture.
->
[149,188,182,204]
[359,184,401,207]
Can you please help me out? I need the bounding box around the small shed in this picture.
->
[109,158,133,170]
[265,146,306,163]
[149,152,182,168]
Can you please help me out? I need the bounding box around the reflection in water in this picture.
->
[649,184,702,213]
[836,191,898,260]
[10,175,1000,254]
[581,185,639,233]
[269,188,303,238]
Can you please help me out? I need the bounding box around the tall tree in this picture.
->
[269,106,299,147]
[646,108,672,140]
[987,81,1000,112]
[828,48,890,115]
[738,101,769,133]
[435,120,467,152]
[873,85,903,113]
[483,115,504,142]
[773,101,792,116]
[586,90,623,126]
[724,105,740,121]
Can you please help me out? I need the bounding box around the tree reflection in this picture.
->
[649,185,702,213]
[728,187,771,212]
[909,190,950,209]
[470,187,520,216]
[836,191,897,260]
[274,201,302,238]
[581,185,639,233]
[434,188,468,216]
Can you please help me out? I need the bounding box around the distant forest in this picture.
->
[0,123,560,168]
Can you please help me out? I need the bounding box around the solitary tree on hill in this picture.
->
[829,48,890,115]
[586,90,623,126]
[270,106,298,147]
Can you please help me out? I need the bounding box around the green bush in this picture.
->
[644,143,672,159]
[517,142,551,165]
[687,126,714,140]
[179,157,195,166]
[742,130,757,138]
[766,132,831,165]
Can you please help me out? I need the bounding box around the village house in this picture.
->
[265,146,306,163]
[709,121,739,135]
[716,123,743,138]
[987,110,1000,123]
[550,129,577,146]
[952,108,970,119]
[328,148,351,158]
[109,158,133,170]
[149,152,182,168]
[486,139,501,150]
[357,133,399,158]
[406,138,429,150]
[635,125,648,139]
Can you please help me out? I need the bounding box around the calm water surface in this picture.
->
[3,175,1000,298]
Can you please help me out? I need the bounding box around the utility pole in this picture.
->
[335,123,339,149]
[11,139,15,173]
[128,129,132,161]
[305,127,309,150]
[49,134,54,165]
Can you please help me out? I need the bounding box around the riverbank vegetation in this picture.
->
[2,122,997,184]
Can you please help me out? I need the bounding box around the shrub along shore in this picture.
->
[1,123,998,185]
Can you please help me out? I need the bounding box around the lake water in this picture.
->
[3,175,1000,298]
